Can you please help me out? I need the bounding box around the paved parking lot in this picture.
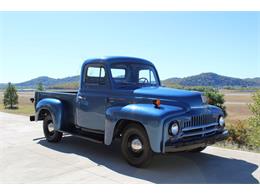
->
[0,112,259,183]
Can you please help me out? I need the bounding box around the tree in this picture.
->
[248,90,260,148]
[36,82,44,91]
[3,82,19,109]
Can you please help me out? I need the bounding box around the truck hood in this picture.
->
[133,87,203,107]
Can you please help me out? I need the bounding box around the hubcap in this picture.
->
[130,138,143,152]
[48,122,54,132]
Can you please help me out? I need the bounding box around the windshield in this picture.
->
[110,63,160,89]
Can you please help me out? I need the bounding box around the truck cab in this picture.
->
[76,57,160,130]
[31,57,228,167]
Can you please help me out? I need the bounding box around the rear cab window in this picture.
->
[111,68,126,79]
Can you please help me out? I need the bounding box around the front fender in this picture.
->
[35,98,63,130]
[105,103,185,153]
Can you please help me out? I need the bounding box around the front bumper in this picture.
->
[164,130,228,153]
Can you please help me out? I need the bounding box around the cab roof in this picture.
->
[83,56,155,67]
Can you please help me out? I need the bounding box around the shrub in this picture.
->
[204,89,227,117]
[184,86,215,93]
[165,85,227,116]
[226,121,250,147]
[185,86,227,117]
[248,90,260,148]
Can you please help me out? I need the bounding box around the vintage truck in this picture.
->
[30,56,228,167]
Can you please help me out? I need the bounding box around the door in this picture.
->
[76,64,109,131]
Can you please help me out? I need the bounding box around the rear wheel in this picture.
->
[188,146,207,153]
[43,115,63,142]
[121,123,153,168]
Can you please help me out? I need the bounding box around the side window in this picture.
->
[85,65,106,84]
[87,67,101,77]
[138,69,156,84]
[111,68,126,79]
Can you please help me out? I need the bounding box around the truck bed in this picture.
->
[35,90,77,127]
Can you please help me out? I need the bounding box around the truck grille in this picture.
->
[180,114,219,140]
[182,114,217,129]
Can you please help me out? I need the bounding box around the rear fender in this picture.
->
[35,98,63,130]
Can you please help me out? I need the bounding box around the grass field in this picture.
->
[0,90,254,123]
[0,91,34,116]
[221,89,253,123]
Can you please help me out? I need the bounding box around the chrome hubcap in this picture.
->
[131,138,143,152]
[48,122,54,132]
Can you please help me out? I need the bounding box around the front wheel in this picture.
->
[121,123,153,168]
[43,115,63,142]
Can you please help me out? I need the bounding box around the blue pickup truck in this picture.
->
[30,56,228,167]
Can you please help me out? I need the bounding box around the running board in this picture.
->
[57,129,104,144]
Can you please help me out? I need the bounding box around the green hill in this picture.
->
[164,73,260,87]
[1,72,259,90]
[0,75,80,89]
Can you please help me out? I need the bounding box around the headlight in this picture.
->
[219,116,225,127]
[169,122,179,136]
[201,94,208,104]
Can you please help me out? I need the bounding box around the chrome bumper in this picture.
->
[164,130,228,153]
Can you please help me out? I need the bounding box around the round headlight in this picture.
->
[219,116,225,127]
[169,122,179,136]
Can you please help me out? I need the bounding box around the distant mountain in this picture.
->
[16,76,57,88]
[17,75,80,88]
[0,83,7,89]
[244,77,260,85]
[163,73,260,87]
[0,72,259,90]
[0,75,80,89]
[164,77,182,84]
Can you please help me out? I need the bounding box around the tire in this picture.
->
[188,146,207,153]
[121,123,153,168]
[43,114,63,143]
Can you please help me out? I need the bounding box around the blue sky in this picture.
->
[0,12,259,83]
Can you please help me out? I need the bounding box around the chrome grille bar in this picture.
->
[182,122,219,132]
[182,114,217,129]
[181,126,218,137]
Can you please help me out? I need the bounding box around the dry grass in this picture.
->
[225,104,252,123]
[0,91,34,116]
[221,90,253,124]
[0,90,255,122]
[221,91,253,104]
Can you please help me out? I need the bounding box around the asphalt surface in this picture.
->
[0,112,259,184]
